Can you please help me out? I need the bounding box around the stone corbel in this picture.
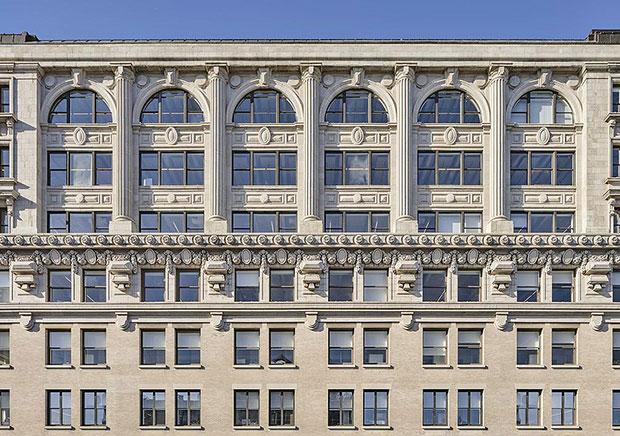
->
[494,311,510,331]
[108,260,133,292]
[115,312,131,332]
[11,260,37,291]
[19,312,35,331]
[210,311,226,331]
[400,311,416,331]
[71,68,84,87]
[164,67,179,86]
[445,68,459,86]
[257,67,272,86]
[537,69,553,87]
[204,260,229,292]
[394,259,420,291]
[350,67,365,86]
[583,259,612,294]
[590,312,605,332]
[305,312,320,331]
[298,259,324,291]
[488,260,515,293]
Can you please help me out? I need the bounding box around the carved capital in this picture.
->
[114,64,135,83]
[301,65,321,82]
[305,311,320,331]
[208,65,228,83]
[395,65,415,82]
[488,65,509,82]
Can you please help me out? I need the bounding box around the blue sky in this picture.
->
[3,0,620,40]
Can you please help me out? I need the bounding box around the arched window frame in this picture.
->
[510,90,573,125]
[325,90,388,124]
[417,90,481,124]
[232,90,296,124]
[48,90,112,124]
[140,89,204,124]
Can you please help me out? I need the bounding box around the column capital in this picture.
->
[395,64,415,82]
[301,64,321,82]
[207,64,228,82]
[488,64,509,82]
[113,64,135,82]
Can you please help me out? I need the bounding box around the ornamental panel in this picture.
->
[233,191,297,206]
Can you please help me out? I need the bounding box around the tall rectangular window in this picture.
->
[0,331,8,365]
[269,390,294,427]
[235,270,260,302]
[423,330,447,365]
[458,329,482,365]
[328,390,353,427]
[49,270,72,302]
[141,330,165,366]
[516,390,540,427]
[329,270,353,302]
[613,390,620,426]
[82,390,106,427]
[0,210,7,234]
[517,330,540,365]
[329,330,353,365]
[551,390,576,427]
[270,330,294,365]
[614,147,620,178]
[612,271,620,303]
[422,271,446,302]
[142,271,165,302]
[235,330,259,365]
[83,271,106,303]
[552,271,573,302]
[614,330,620,366]
[515,271,539,302]
[175,390,200,427]
[363,270,388,302]
[48,330,71,366]
[47,390,71,427]
[0,271,8,303]
[234,390,259,427]
[458,390,482,427]
[0,391,8,427]
[175,330,200,366]
[423,390,448,426]
[0,86,9,113]
[364,330,388,365]
[613,85,620,113]
[269,270,294,302]
[0,147,9,178]
[82,330,106,366]
[141,390,165,427]
[552,330,576,366]
[176,271,199,302]
[457,271,480,302]
[363,390,388,427]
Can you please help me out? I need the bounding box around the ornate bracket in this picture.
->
[394,259,420,291]
[305,311,320,331]
[19,312,35,331]
[164,67,179,86]
[445,68,459,86]
[12,260,37,291]
[204,260,228,292]
[210,311,226,331]
[350,67,365,86]
[488,260,515,293]
[583,260,612,293]
[108,260,133,292]
[590,312,605,332]
[298,259,324,291]
[494,311,510,331]
[257,67,272,86]
[400,311,416,331]
[115,312,131,332]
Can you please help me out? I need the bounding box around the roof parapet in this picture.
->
[587,29,620,43]
[0,32,39,43]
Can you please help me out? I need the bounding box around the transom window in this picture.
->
[139,211,204,233]
[510,152,574,186]
[324,211,390,233]
[325,90,388,123]
[418,211,482,233]
[49,90,112,124]
[325,151,389,186]
[418,151,482,186]
[512,211,574,233]
[140,90,203,123]
[511,90,573,124]
[418,90,480,124]
[233,90,295,124]
[232,211,297,233]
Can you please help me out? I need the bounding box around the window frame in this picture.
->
[141,390,166,427]
[0,330,8,366]
[231,211,297,233]
[141,270,166,303]
[422,390,448,427]
[516,390,541,427]
[47,211,112,234]
[0,390,9,427]
[423,329,448,366]
[176,270,200,302]
[418,211,483,233]
[81,329,106,366]
[418,90,481,124]
[457,390,482,427]
[328,269,354,302]
[324,211,390,233]
[232,90,296,124]
[324,151,390,186]
[418,151,482,186]
[328,390,354,427]
[510,90,573,124]
[48,151,112,187]
[175,329,201,366]
[48,270,72,303]
[457,270,481,302]
[175,390,201,427]
[234,330,260,366]
[325,90,388,124]
[517,329,541,366]
[139,151,204,186]
[269,390,295,427]
[138,211,204,233]
[457,329,482,366]
[232,151,297,186]
[269,269,295,302]
[81,390,106,427]
[551,390,576,427]
[269,329,295,366]
[363,329,389,366]
[83,270,107,303]
[551,329,576,366]
[510,151,574,186]
[140,329,166,366]
[234,390,260,427]
[140,89,204,124]
[512,211,574,234]
[46,390,72,427]
[328,329,354,366]
[363,390,389,427]
[48,90,112,124]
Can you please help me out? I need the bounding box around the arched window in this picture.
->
[140,90,203,124]
[325,90,388,123]
[418,90,480,124]
[233,90,296,124]
[511,91,573,124]
[49,90,112,124]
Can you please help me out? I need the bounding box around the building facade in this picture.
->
[0,30,619,434]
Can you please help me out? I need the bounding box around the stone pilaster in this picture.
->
[394,65,417,233]
[487,65,513,233]
[299,65,323,233]
[109,65,135,234]
[205,65,228,233]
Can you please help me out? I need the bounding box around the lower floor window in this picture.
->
[516,390,540,426]
[324,211,389,233]
[141,390,165,427]
[47,390,71,426]
[269,390,294,427]
[418,211,482,233]
[232,211,297,233]
[139,211,204,233]
[82,390,106,427]
[423,390,448,426]
[176,390,200,427]
[512,211,574,233]
[363,390,388,427]
[458,390,482,427]
[613,391,620,426]
[552,390,576,427]
[0,391,8,427]
[235,390,260,427]
[328,390,353,427]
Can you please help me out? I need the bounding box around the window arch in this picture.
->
[511,90,573,124]
[48,90,112,124]
[140,90,203,124]
[418,90,480,124]
[325,90,388,124]
[233,90,296,124]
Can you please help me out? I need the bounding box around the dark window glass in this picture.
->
[49,271,71,302]
[141,391,166,427]
[235,331,259,365]
[233,90,296,123]
[364,330,388,365]
[419,151,481,186]
[0,147,9,178]
[325,152,389,186]
[329,330,353,365]
[0,86,9,113]
[510,152,528,185]
[516,271,539,303]
[142,271,165,302]
[48,330,71,365]
[613,86,620,113]
[423,390,448,426]
[530,153,552,185]
[140,90,203,123]
[418,90,480,124]
[176,330,200,366]
[438,152,460,185]
[552,330,576,366]
[329,270,353,302]
[83,271,106,302]
[270,270,294,302]
[141,330,165,365]
[82,330,106,366]
[234,390,260,426]
[364,390,388,427]
[270,330,294,365]
[458,330,482,365]
[235,270,259,302]
[139,212,203,233]
[82,391,106,427]
[552,271,573,302]
[95,153,112,185]
[140,152,204,186]
[47,391,71,426]
[530,213,553,233]
[49,90,111,124]
[269,390,294,427]
[418,152,436,185]
[614,391,620,426]
[177,271,199,302]
[422,271,446,302]
[458,272,480,302]
[614,147,620,178]
[0,331,9,365]
[328,390,354,426]
[232,212,296,233]
[326,90,388,123]
[418,212,436,232]
[324,211,389,232]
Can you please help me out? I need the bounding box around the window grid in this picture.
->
[82,330,106,366]
[0,391,8,427]
[49,90,112,124]
[140,90,203,124]
[516,390,540,426]
[232,211,297,233]
[48,211,111,234]
[140,330,165,366]
[418,151,482,185]
[175,390,200,427]
[325,90,388,123]
[511,90,573,124]
[47,390,71,426]
[328,330,353,365]
[418,211,482,233]
[423,330,447,365]
[552,330,576,366]
[47,330,71,366]
[328,390,354,426]
[512,211,574,234]
[269,270,295,302]
[234,390,260,427]
[422,271,447,302]
[325,151,390,186]
[232,151,297,186]
[81,390,106,427]
[269,390,295,427]
[614,330,620,366]
[423,390,448,426]
[510,151,574,186]
[141,390,165,427]
[175,330,201,366]
[48,270,72,303]
[233,90,296,124]
[613,390,620,426]
[552,390,576,427]
[139,151,204,186]
[457,271,481,302]
[139,211,204,233]
[458,329,482,365]
[324,211,390,233]
[235,330,260,366]
[0,147,9,178]
[458,390,482,427]
[83,270,106,303]
[363,390,388,427]
[48,151,112,187]
[269,330,294,365]
[0,331,8,365]
[517,330,541,366]
[0,86,9,113]
[142,271,165,302]
[418,90,481,123]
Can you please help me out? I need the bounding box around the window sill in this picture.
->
[0,365,12,370]
[551,425,580,430]
[422,364,452,369]
[0,426,12,431]
[327,425,357,430]
[80,425,109,430]
[268,426,298,430]
[362,364,393,369]
[174,426,204,430]
[516,425,546,430]
[516,364,546,369]
[45,364,74,369]
[550,364,581,369]
[362,425,392,430]
[80,364,109,370]
[457,364,487,369]
[44,425,74,430]
[327,364,357,369]
[173,364,203,370]
[613,365,620,369]
[268,364,298,369]
[139,425,168,430]
[139,364,168,370]
[233,364,263,369]
[233,425,263,430]
[458,426,487,430]
[421,426,452,430]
